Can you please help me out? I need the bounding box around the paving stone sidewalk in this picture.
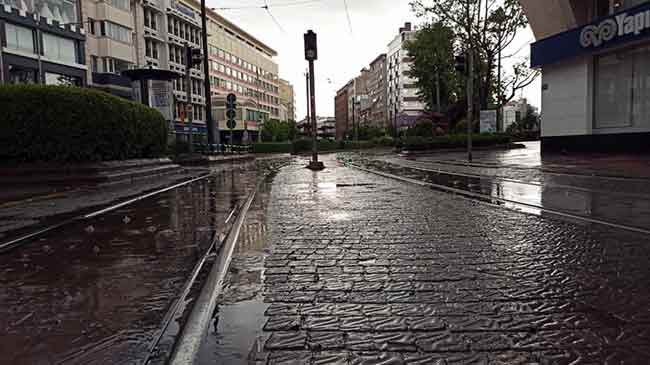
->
[253,155,650,364]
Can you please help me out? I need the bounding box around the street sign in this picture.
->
[227,119,236,129]
[480,110,497,133]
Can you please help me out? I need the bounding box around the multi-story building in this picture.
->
[367,53,388,129]
[1,0,87,86]
[83,0,207,140]
[206,11,279,144]
[335,81,351,140]
[278,78,295,122]
[522,0,650,152]
[351,69,369,128]
[298,115,335,139]
[387,22,425,130]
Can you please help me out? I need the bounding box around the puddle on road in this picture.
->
[198,179,272,365]
[0,169,258,364]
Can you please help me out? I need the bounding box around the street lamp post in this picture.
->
[200,0,218,151]
[304,30,324,171]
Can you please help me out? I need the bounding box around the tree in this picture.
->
[261,119,291,142]
[405,22,459,112]
[410,0,539,114]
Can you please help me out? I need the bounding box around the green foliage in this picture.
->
[252,142,293,154]
[0,84,168,164]
[405,22,459,112]
[261,119,296,142]
[399,134,511,151]
[372,136,395,147]
[292,138,383,153]
[405,120,435,137]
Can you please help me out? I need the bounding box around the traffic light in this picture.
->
[226,93,237,130]
[186,46,203,67]
[454,54,467,74]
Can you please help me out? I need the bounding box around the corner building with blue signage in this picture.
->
[523,0,650,152]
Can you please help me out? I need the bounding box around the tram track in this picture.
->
[0,173,212,253]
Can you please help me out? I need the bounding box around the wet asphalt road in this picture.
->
[209,154,650,364]
[0,165,259,364]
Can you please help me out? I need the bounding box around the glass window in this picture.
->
[594,48,650,129]
[107,0,129,11]
[8,65,37,84]
[45,72,80,86]
[103,21,131,43]
[42,32,76,64]
[5,23,35,53]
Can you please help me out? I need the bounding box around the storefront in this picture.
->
[531,0,650,152]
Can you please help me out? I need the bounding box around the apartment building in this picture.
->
[351,69,369,127]
[278,78,295,122]
[0,0,86,86]
[335,80,351,141]
[367,53,388,129]
[206,11,279,144]
[387,22,425,130]
[522,0,650,152]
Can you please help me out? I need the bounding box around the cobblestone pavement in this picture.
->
[250,154,650,364]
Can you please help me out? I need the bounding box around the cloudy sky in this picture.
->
[206,0,540,120]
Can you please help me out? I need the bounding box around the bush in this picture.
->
[0,84,168,163]
[252,142,293,154]
[400,134,511,151]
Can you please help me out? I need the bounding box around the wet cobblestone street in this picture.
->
[249,155,650,364]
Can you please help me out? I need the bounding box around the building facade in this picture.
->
[206,10,279,144]
[351,69,370,128]
[367,53,388,129]
[278,78,295,122]
[523,0,650,152]
[335,81,350,141]
[387,22,426,130]
[1,0,87,86]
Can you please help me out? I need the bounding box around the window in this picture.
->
[5,23,35,53]
[91,56,99,72]
[107,0,130,11]
[42,32,76,64]
[8,65,37,84]
[45,72,80,86]
[595,47,650,129]
[102,21,131,43]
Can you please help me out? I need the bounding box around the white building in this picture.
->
[387,22,426,130]
[502,98,528,132]
[522,0,650,152]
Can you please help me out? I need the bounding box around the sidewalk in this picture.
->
[241,154,650,363]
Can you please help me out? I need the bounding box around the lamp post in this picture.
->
[304,30,324,171]
[200,0,217,150]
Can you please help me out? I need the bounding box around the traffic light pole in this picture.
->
[309,60,318,165]
[466,1,473,163]
[185,43,194,153]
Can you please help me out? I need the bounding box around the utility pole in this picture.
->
[200,0,217,150]
[304,30,324,170]
[185,43,194,153]
[466,0,474,162]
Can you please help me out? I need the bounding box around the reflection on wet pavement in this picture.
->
[356,143,650,229]
[0,166,260,364]
[198,176,273,365]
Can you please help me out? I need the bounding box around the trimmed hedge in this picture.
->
[399,134,511,151]
[0,84,168,163]
[252,142,293,154]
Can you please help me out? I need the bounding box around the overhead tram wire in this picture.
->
[213,0,322,11]
[263,0,287,34]
[342,0,353,35]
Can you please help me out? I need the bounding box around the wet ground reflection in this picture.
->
[197,175,273,365]
[0,167,259,364]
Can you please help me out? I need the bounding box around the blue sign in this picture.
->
[531,2,650,68]
[174,123,206,135]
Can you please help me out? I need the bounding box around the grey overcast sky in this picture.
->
[207,0,541,120]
